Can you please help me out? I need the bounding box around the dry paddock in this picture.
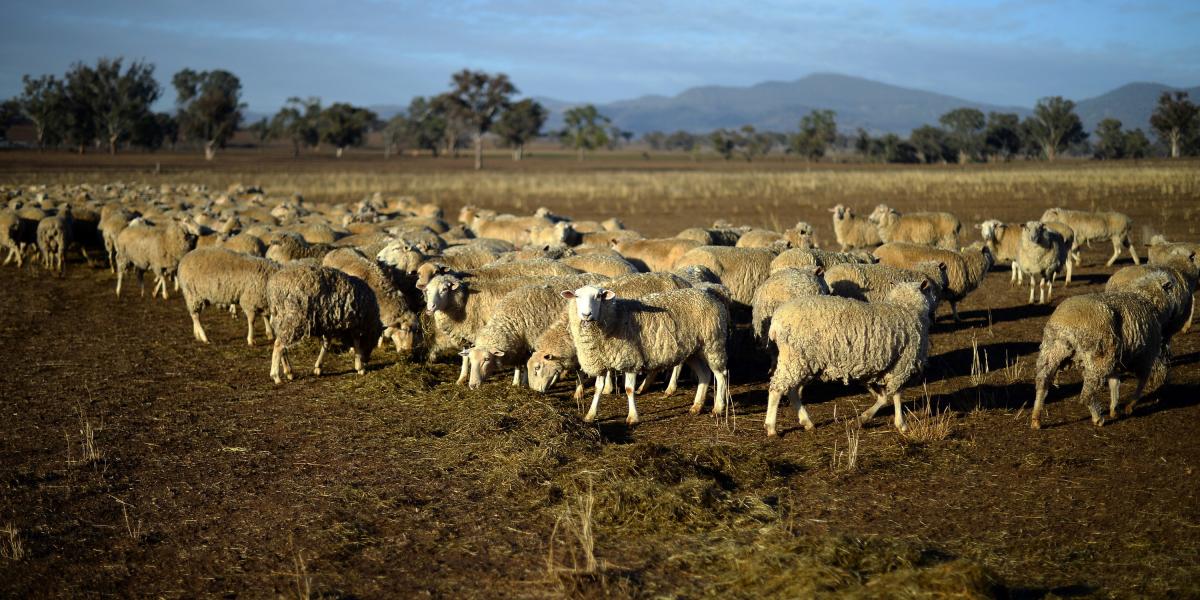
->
[1,158,1199,598]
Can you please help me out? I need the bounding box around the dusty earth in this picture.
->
[1,161,1199,598]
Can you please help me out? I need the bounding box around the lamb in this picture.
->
[765,281,935,436]
[829,204,882,251]
[1031,272,1175,429]
[868,204,961,249]
[823,261,948,318]
[266,263,383,384]
[36,205,74,275]
[322,248,421,353]
[873,242,992,321]
[977,220,1022,283]
[527,273,693,398]
[750,266,830,343]
[265,232,333,263]
[560,254,639,278]
[770,247,876,273]
[1106,252,1197,340]
[114,220,199,299]
[562,285,731,425]
[672,245,778,310]
[1040,207,1137,266]
[613,238,701,272]
[1017,221,1069,305]
[177,247,279,345]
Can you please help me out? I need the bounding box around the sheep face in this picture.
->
[526,351,566,393]
[415,262,451,288]
[978,219,1003,243]
[1023,221,1047,245]
[868,204,894,224]
[462,347,506,389]
[422,275,462,314]
[560,285,616,325]
[828,204,849,221]
[384,314,419,352]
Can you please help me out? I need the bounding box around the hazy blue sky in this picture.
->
[1,1,1196,114]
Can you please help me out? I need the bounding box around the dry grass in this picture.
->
[831,407,861,473]
[0,524,23,561]
[291,548,313,600]
[970,335,990,388]
[546,480,601,588]
[902,388,956,444]
[65,407,103,471]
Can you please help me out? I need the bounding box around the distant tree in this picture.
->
[643,130,666,151]
[1124,129,1152,159]
[938,107,985,163]
[983,112,1023,161]
[129,111,172,151]
[381,114,407,158]
[270,97,322,158]
[80,58,161,154]
[247,116,272,148]
[404,96,447,157]
[880,134,920,164]
[0,99,19,141]
[62,65,99,153]
[429,93,467,158]
[173,68,244,160]
[1092,118,1130,160]
[665,130,696,152]
[16,74,65,149]
[854,128,873,159]
[319,103,376,158]
[789,109,837,161]
[492,98,546,161]
[909,125,954,164]
[560,104,610,161]
[1023,96,1086,161]
[709,128,739,160]
[441,69,516,169]
[1150,91,1198,159]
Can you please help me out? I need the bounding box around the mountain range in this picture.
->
[359,73,1198,137]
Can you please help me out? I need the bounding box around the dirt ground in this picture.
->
[1,158,1199,598]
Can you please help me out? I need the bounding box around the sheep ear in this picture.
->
[1162,280,1174,292]
[814,266,825,277]
[490,349,505,357]
[449,281,460,290]
[937,262,947,271]
[919,280,930,291]
[560,290,576,299]
[600,290,616,301]
[543,245,551,251]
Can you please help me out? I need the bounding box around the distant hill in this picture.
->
[1075,82,1200,132]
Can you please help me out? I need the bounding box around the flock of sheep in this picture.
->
[2,183,1196,435]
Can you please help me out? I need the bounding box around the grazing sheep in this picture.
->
[1106,252,1197,340]
[560,253,639,278]
[765,281,936,436]
[1040,207,1137,266]
[868,204,961,249]
[36,206,74,275]
[114,220,198,299]
[266,263,383,384]
[265,232,333,263]
[735,229,785,248]
[829,204,882,251]
[178,247,279,345]
[1032,272,1175,429]
[613,238,701,272]
[1017,222,1069,305]
[977,220,1022,283]
[750,266,830,343]
[562,285,731,425]
[873,242,992,321]
[769,247,876,273]
[579,229,643,247]
[322,248,421,353]
[824,260,948,317]
[672,245,778,310]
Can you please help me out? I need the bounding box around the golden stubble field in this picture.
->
[1,150,1198,598]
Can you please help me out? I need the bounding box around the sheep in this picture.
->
[671,245,778,310]
[829,204,882,251]
[613,238,701,272]
[265,232,333,263]
[560,254,639,278]
[561,285,731,425]
[1042,221,1077,285]
[750,266,830,343]
[0,209,23,267]
[529,221,580,247]
[291,222,341,245]
[601,217,625,231]
[322,247,421,353]
[462,274,607,389]
[1040,207,1137,266]
[977,220,1022,283]
[1031,272,1175,429]
[470,214,552,246]
[872,242,992,322]
[1106,252,1198,340]
[770,247,876,273]
[1147,235,1200,266]
[823,261,948,318]
[266,263,383,384]
[579,229,643,247]
[527,272,693,398]
[177,247,279,346]
[734,229,786,248]
[36,206,74,275]
[676,227,744,246]
[98,206,138,272]
[114,219,198,299]
[221,233,267,256]
[3,205,45,267]
[868,204,961,249]
[765,281,936,436]
[1017,221,1069,305]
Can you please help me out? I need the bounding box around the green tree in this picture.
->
[404,96,447,157]
[789,109,837,161]
[560,104,610,161]
[63,65,99,153]
[938,107,985,163]
[0,99,19,141]
[854,128,873,159]
[247,116,272,148]
[983,112,1023,161]
[643,130,666,151]
[16,74,66,149]
[319,103,376,157]
[442,69,516,170]
[709,128,739,160]
[130,111,176,151]
[909,125,954,163]
[1092,118,1129,160]
[1149,91,1198,159]
[381,114,407,158]
[84,58,160,154]
[173,68,244,160]
[1023,96,1086,161]
[665,130,696,152]
[493,98,547,160]
[270,97,322,158]
[1124,129,1152,159]
[880,134,920,164]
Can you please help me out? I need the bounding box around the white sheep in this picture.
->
[561,285,732,425]
[1017,221,1069,305]
[36,206,74,275]
[114,219,198,299]
[98,206,138,272]
[1106,253,1197,341]
[750,266,830,343]
[178,247,279,345]
[613,238,701,272]
[829,204,882,251]
[868,204,961,249]
[322,247,421,353]
[769,247,876,273]
[265,232,333,264]
[823,260,948,318]
[977,220,1022,283]
[873,242,992,322]
[1032,272,1175,429]
[765,281,935,436]
[560,253,639,278]
[1040,207,1137,266]
[672,245,779,310]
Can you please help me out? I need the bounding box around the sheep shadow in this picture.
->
[1007,584,1097,599]
[961,302,1056,327]
[1171,351,1200,367]
[927,341,1041,383]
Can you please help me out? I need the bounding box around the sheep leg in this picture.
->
[791,386,814,431]
[664,364,682,396]
[1107,377,1122,420]
[686,358,712,415]
[2,246,12,266]
[243,307,257,346]
[857,387,891,428]
[137,270,146,297]
[951,301,961,323]
[281,349,294,380]
[160,273,171,300]
[511,368,523,386]
[711,368,730,416]
[1080,374,1106,427]
[1184,298,1194,334]
[115,268,124,297]
[262,315,275,340]
[1045,279,1053,303]
[456,354,469,385]
[79,245,94,267]
[636,369,658,394]
[892,393,907,432]
[1028,277,1036,304]
[584,374,605,422]
[353,338,367,375]
[1064,258,1073,286]
[624,372,639,425]
[1032,340,1070,429]
[313,339,329,376]
[270,339,285,384]
[1127,236,1140,265]
[190,311,209,343]
[573,371,585,401]
[765,388,784,436]
[1009,263,1018,284]
[603,371,615,395]
[1106,237,1121,266]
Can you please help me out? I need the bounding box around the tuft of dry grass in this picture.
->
[969,335,990,388]
[902,388,956,443]
[0,524,24,561]
[831,406,861,473]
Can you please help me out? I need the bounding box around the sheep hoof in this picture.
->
[1030,419,1041,430]
[272,376,282,385]
[688,405,702,415]
[803,422,815,432]
[1093,417,1105,427]
[246,339,255,347]
[583,414,596,423]
[625,415,639,426]
[766,429,777,438]
[313,368,321,376]
[286,373,294,381]
[357,369,366,376]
